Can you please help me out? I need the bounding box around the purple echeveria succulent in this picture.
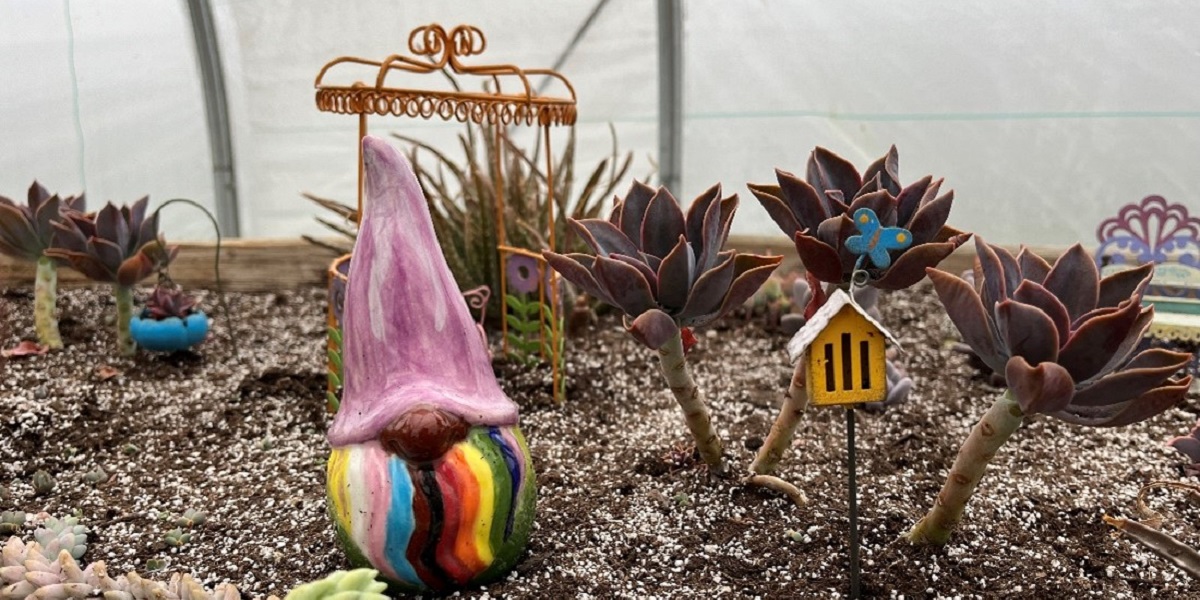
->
[545,181,782,350]
[47,197,175,288]
[931,237,1192,426]
[1169,421,1200,475]
[45,197,176,356]
[748,146,970,290]
[0,182,86,262]
[144,286,199,320]
[907,237,1193,546]
[0,182,86,349]
[544,182,782,472]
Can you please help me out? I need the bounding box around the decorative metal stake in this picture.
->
[847,406,860,599]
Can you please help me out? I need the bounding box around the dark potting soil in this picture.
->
[1,282,1199,599]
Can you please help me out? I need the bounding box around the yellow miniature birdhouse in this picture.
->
[786,289,900,406]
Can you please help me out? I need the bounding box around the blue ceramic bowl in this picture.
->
[130,311,210,352]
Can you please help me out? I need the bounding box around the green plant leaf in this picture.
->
[505,314,542,335]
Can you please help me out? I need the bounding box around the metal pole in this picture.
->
[186,0,241,237]
[538,0,612,95]
[656,0,683,193]
[848,407,860,599]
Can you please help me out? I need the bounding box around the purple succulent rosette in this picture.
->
[1169,421,1200,475]
[328,136,518,447]
[47,197,175,286]
[748,146,970,290]
[544,181,781,349]
[929,236,1193,426]
[0,182,86,261]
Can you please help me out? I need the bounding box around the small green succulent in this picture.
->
[83,467,108,485]
[175,509,207,528]
[0,511,25,536]
[31,469,55,496]
[284,569,389,600]
[163,528,191,547]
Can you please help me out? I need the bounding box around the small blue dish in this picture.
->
[130,311,210,352]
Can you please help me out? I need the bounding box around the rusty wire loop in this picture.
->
[314,23,577,127]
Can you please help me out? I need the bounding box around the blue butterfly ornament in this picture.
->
[844,207,913,270]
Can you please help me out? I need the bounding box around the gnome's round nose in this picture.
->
[379,405,470,463]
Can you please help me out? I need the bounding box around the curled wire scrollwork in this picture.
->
[408,24,487,69]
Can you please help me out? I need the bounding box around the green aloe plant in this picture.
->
[0,181,86,348]
[45,197,176,356]
[545,182,781,471]
[905,238,1194,545]
[402,124,633,295]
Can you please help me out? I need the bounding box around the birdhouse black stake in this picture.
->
[847,406,860,599]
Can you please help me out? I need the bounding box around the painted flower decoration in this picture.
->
[929,237,1193,426]
[506,254,542,295]
[544,181,782,349]
[749,146,970,289]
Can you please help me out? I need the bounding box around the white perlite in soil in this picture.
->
[1,283,1198,598]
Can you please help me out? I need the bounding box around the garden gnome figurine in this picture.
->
[326,135,535,592]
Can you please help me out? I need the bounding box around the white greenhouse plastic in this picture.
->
[3,0,1198,248]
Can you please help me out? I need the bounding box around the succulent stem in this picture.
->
[906,390,1024,545]
[657,332,725,472]
[1103,514,1200,578]
[750,365,808,475]
[114,284,135,356]
[34,256,63,349]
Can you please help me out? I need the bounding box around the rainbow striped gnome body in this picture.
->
[326,136,535,592]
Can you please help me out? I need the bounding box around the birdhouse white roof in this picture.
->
[786,288,901,364]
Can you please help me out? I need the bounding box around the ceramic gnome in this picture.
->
[326,136,535,592]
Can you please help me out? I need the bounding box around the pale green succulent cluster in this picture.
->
[1,537,242,600]
[174,509,206,529]
[282,569,389,600]
[33,516,88,560]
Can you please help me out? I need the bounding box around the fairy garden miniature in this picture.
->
[129,282,209,353]
[0,181,85,349]
[544,181,782,473]
[325,136,535,592]
[747,145,970,476]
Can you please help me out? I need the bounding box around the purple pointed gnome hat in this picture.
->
[327,136,518,446]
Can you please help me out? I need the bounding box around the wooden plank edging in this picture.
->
[0,236,1067,292]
